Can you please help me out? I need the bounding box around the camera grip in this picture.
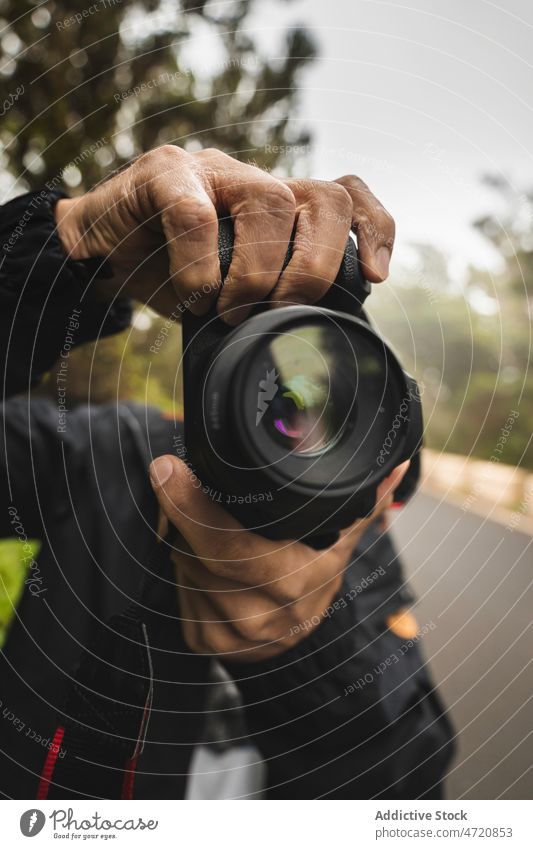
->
[217,216,371,315]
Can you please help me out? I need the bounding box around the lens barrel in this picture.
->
[184,304,422,542]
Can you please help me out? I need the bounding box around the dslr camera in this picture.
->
[182,219,422,547]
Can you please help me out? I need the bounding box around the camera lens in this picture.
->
[261,326,346,455]
[191,305,421,540]
[234,311,413,489]
[184,222,423,542]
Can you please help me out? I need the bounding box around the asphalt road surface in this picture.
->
[390,491,532,800]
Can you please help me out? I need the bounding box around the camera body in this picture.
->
[182,219,422,546]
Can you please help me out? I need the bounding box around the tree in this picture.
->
[368,178,532,469]
[1,0,316,406]
[1,0,316,193]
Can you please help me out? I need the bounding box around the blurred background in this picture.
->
[0,0,531,799]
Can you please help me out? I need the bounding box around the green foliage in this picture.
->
[37,309,185,412]
[368,180,533,469]
[0,539,41,648]
[1,0,316,406]
[0,0,316,193]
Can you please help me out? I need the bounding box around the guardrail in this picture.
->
[420,449,533,535]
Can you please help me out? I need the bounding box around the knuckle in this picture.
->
[291,178,350,215]
[286,598,306,628]
[158,143,180,156]
[208,532,252,576]
[233,613,263,643]
[256,618,288,644]
[164,193,216,233]
[288,178,319,204]
[149,144,184,166]
[357,206,395,246]
[286,177,310,194]
[288,249,332,286]
[201,630,228,655]
[196,146,224,160]
[326,181,353,215]
[190,620,234,656]
[373,202,393,227]
[353,208,372,236]
[336,173,367,193]
[224,251,274,293]
[261,180,297,217]
[379,208,396,243]
[271,575,304,607]
[234,607,290,645]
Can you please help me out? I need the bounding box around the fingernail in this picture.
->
[149,456,173,488]
[375,246,391,279]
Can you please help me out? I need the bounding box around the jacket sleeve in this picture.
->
[0,189,132,536]
[0,188,131,398]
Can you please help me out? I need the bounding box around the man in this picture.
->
[0,145,454,798]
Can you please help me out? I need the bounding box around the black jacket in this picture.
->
[0,189,454,799]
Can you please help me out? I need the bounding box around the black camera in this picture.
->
[182,219,422,547]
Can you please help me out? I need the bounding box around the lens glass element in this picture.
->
[261,326,346,455]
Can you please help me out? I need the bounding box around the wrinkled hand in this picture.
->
[55,145,395,322]
[149,455,409,663]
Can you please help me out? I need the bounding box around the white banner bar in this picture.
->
[1,799,531,847]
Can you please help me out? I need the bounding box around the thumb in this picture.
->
[149,454,176,491]
[148,455,252,565]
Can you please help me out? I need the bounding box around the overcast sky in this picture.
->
[245,0,533,275]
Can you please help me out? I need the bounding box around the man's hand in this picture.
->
[55,145,395,322]
[149,455,409,663]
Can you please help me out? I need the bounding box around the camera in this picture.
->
[182,219,422,547]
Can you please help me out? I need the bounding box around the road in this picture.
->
[390,492,533,800]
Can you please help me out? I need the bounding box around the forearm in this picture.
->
[0,189,130,398]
